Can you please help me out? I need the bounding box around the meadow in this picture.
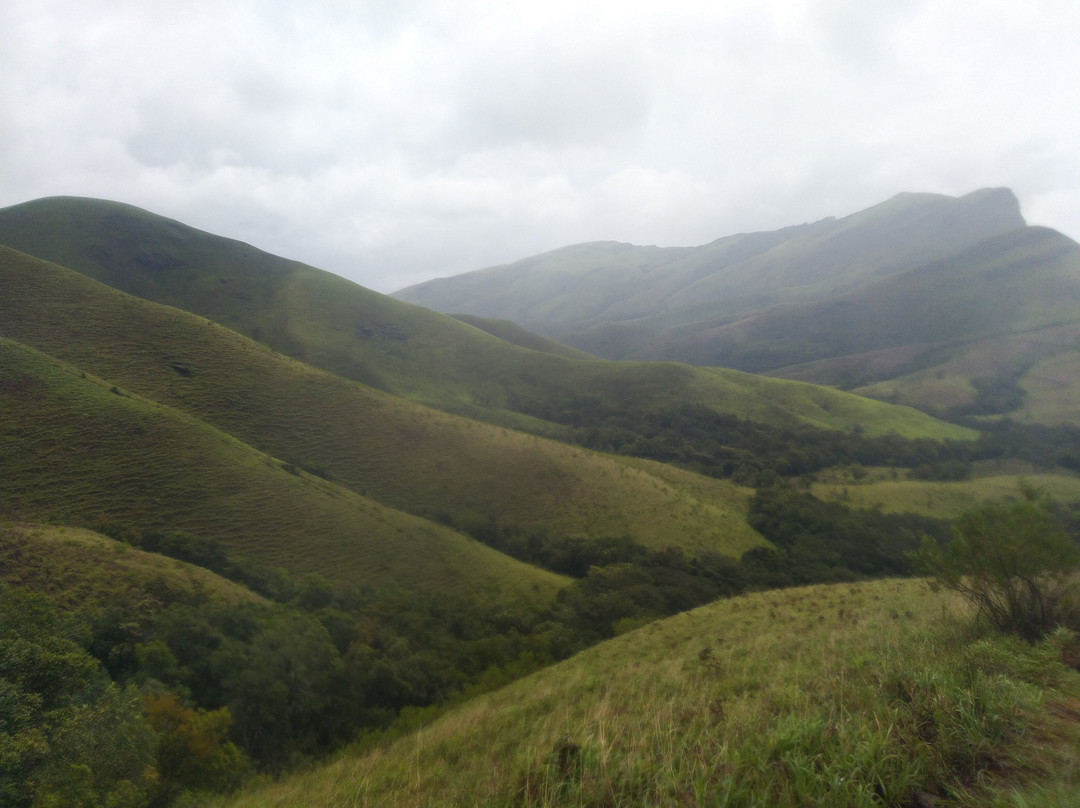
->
[810,466,1080,518]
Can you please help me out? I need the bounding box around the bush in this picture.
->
[917,486,1080,640]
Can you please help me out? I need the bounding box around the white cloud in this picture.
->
[2,0,1079,292]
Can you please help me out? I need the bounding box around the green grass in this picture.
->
[1,522,269,610]
[0,339,566,606]
[213,578,1080,807]
[811,468,1080,518]
[0,246,768,557]
[0,198,975,442]
[852,323,1080,426]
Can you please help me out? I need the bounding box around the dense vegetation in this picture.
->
[524,395,1080,483]
[0,482,959,806]
[214,579,1080,808]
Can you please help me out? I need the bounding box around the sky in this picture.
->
[3,1,1079,293]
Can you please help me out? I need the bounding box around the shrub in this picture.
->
[917,486,1080,640]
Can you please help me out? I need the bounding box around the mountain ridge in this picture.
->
[390,188,1080,424]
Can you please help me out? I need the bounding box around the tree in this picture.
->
[917,486,1079,640]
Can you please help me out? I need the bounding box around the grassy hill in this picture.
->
[0,197,972,442]
[808,466,1080,518]
[715,226,1080,425]
[0,247,772,557]
[0,338,567,604]
[1,522,270,611]
[213,577,1080,807]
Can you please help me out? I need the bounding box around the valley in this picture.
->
[2,192,1079,807]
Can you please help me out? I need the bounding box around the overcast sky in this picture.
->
[3,1,1079,293]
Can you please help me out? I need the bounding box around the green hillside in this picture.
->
[1,522,269,610]
[0,247,772,556]
[0,338,566,604]
[808,467,1080,517]
[449,313,596,359]
[215,577,1080,807]
[0,197,972,442]
[694,226,1080,425]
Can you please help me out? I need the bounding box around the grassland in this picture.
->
[214,577,1080,807]
[810,467,1080,518]
[0,246,767,556]
[0,338,566,605]
[852,323,1080,426]
[1,522,269,610]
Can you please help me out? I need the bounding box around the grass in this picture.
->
[0,338,567,606]
[810,468,1080,518]
[0,522,269,610]
[0,246,767,557]
[212,577,1080,807]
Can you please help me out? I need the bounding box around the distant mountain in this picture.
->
[393,189,1080,424]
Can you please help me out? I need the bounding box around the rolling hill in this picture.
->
[4,193,1079,807]
[393,188,1080,424]
[0,246,770,559]
[213,577,1080,807]
[0,338,567,604]
[0,196,971,442]
[1,522,271,611]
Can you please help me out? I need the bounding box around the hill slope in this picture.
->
[670,226,1080,424]
[0,246,770,557]
[0,196,971,442]
[0,338,566,604]
[1,522,270,610]
[393,188,1025,344]
[215,577,1080,807]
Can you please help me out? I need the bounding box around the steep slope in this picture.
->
[0,338,566,604]
[0,196,971,441]
[216,578,1080,807]
[0,246,767,557]
[393,188,1026,350]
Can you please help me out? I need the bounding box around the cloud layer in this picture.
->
[3,0,1079,291]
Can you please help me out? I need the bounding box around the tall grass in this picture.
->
[215,579,1080,807]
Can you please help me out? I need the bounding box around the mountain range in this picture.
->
[4,191,1080,806]
[395,188,1080,425]
[1,195,977,602]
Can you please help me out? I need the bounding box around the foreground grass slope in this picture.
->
[0,339,566,604]
[0,198,972,441]
[217,578,1080,807]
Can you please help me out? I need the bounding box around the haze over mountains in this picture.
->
[395,188,1080,425]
